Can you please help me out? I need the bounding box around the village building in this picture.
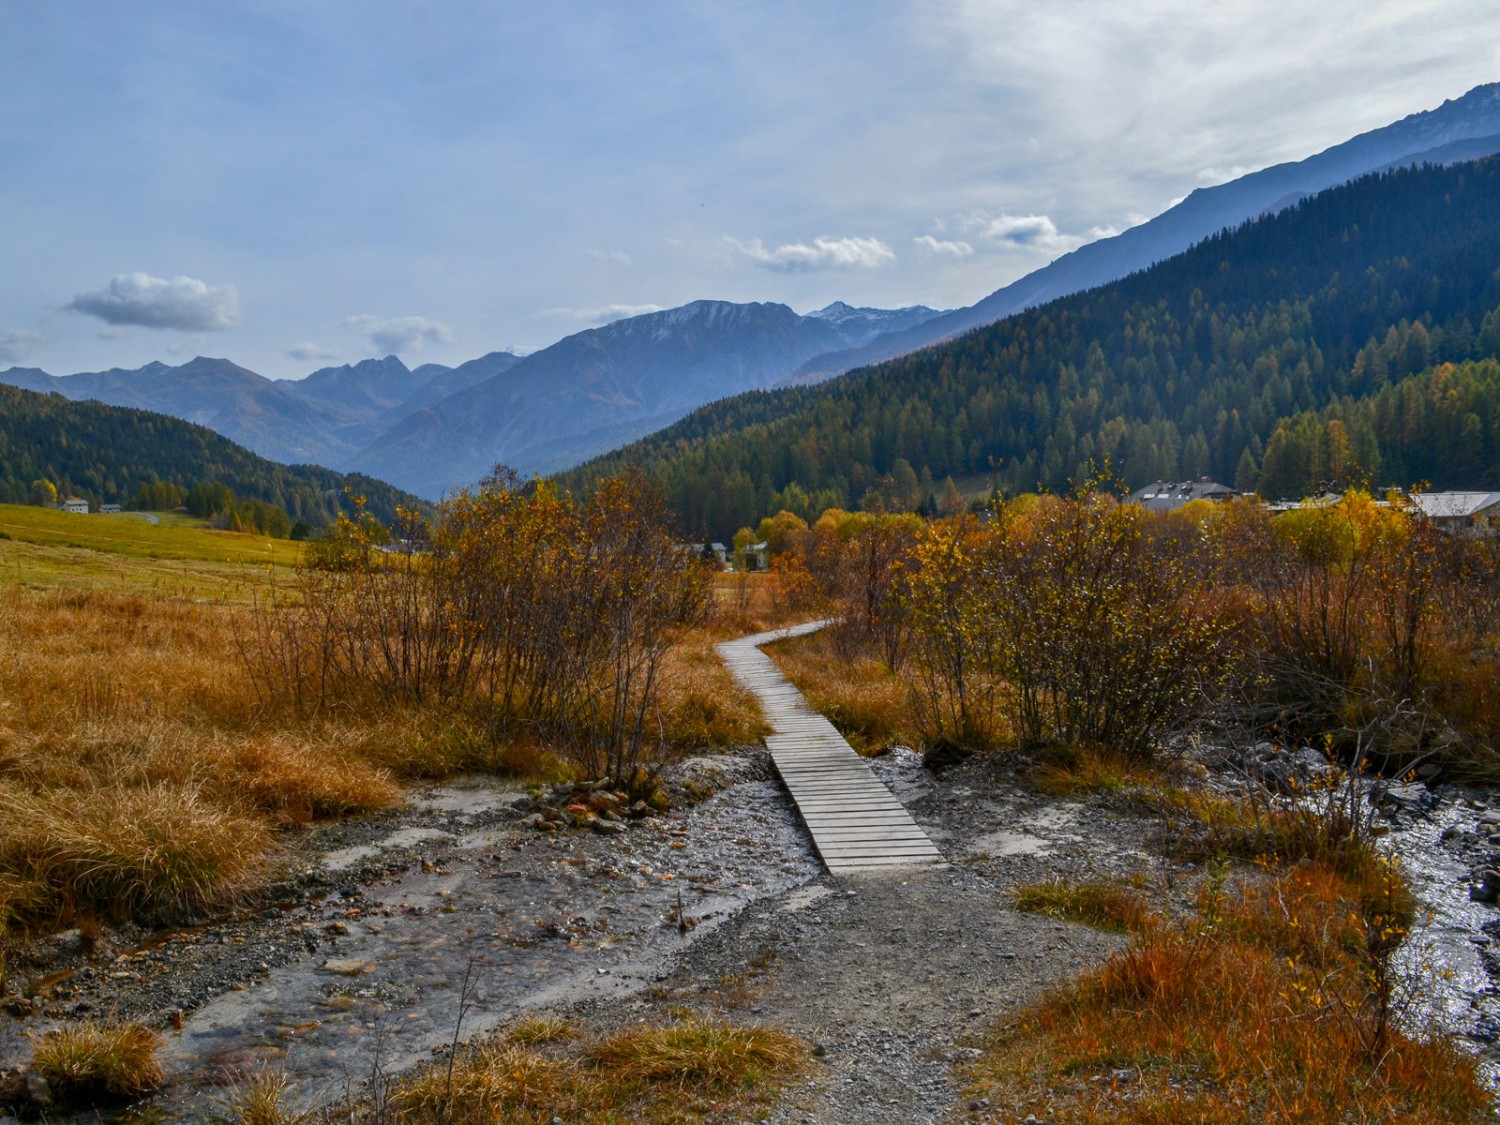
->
[61,498,89,514]
[1128,478,1237,513]
[1409,491,1500,536]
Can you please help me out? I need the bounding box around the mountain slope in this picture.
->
[0,383,425,525]
[565,159,1500,536]
[0,356,355,465]
[347,300,942,497]
[788,83,1500,384]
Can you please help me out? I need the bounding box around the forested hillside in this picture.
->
[566,160,1500,534]
[0,384,425,527]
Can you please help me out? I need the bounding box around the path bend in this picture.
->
[716,622,945,875]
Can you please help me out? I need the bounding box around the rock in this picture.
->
[321,959,375,976]
[591,819,627,836]
[23,1071,52,1107]
[1292,748,1331,775]
[326,921,351,936]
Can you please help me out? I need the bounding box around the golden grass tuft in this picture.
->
[1030,743,1162,795]
[585,1018,807,1089]
[385,1017,807,1125]
[29,1020,164,1105]
[0,779,269,922]
[504,1013,575,1045]
[223,1066,311,1125]
[1014,879,1153,933]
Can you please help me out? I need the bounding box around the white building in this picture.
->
[61,498,89,514]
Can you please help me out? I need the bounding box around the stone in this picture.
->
[321,959,375,976]
[326,921,351,936]
[23,1072,52,1107]
[591,819,627,836]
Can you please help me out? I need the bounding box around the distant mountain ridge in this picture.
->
[788,83,1500,384]
[344,299,945,497]
[6,84,1500,500]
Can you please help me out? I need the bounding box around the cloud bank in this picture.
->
[728,235,896,272]
[537,303,666,326]
[344,314,454,354]
[0,329,44,364]
[68,273,241,331]
[286,341,339,362]
[914,235,974,258]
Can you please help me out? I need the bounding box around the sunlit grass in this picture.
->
[764,628,921,754]
[383,1017,807,1125]
[1014,879,1153,933]
[28,1021,164,1106]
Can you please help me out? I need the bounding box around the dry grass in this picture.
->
[764,628,921,754]
[966,840,1482,1125]
[385,1017,807,1125]
[0,587,419,931]
[0,562,780,937]
[657,625,770,750]
[223,1066,311,1125]
[28,1020,164,1106]
[967,858,1489,1124]
[1029,743,1164,795]
[1014,879,1153,933]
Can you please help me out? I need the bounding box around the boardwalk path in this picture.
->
[717,621,945,874]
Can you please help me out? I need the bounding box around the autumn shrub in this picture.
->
[245,471,714,785]
[1220,492,1500,769]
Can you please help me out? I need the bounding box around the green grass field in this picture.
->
[0,503,303,598]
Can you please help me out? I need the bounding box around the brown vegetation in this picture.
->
[383,1016,807,1125]
[967,858,1484,1124]
[28,1020,163,1106]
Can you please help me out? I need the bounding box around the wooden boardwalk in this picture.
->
[717,622,945,874]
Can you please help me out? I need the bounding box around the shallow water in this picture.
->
[94,776,818,1122]
[1389,793,1500,1089]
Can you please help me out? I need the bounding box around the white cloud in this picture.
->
[913,235,974,258]
[67,272,240,331]
[974,213,1080,253]
[535,303,666,326]
[287,341,340,362]
[343,314,454,354]
[727,235,896,272]
[1198,165,1260,185]
[0,329,44,364]
[585,248,633,266]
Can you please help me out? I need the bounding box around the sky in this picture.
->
[3,1,1499,380]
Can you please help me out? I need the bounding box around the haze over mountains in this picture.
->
[5,83,1500,500]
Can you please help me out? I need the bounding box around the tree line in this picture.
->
[0,383,426,530]
[561,160,1500,538]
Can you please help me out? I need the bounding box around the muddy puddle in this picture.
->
[4,772,820,1122]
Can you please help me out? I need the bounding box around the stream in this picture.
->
[1,766,821,1122]
[1387,784,1500,1089]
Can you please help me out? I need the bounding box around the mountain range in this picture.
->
[4,83,1500,500]
[568,156,1500,536]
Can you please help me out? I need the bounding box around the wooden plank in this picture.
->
[717,626,945,876]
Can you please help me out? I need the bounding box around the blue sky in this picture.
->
[4,1,1498,379]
